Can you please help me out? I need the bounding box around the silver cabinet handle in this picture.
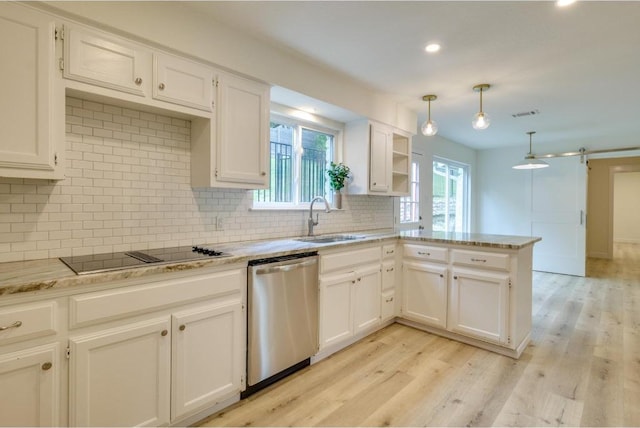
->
[159,83,165,90]
[470,258,487,263]
[134,77,142,85]
[0,320,22,331]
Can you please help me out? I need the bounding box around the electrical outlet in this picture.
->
[216,216,224,231]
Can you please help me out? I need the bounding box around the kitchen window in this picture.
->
[254,117,336,208]
[433,157,469,232]
[399,160,420,223]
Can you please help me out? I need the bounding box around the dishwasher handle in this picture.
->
[253,259,317,275]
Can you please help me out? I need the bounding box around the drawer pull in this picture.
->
[440,274,444,278]
[385,297,394,303]
[386,267,394,272]
[386,250,394,254]
[161,329,168,337]
[159,82,166,90]
[0,320,22,331]
[134,77,142,85]
[471,258,487,263]
[417,251,431,256]
[454,276,458,280]
[179,325,186,331]
[41,362,52,371]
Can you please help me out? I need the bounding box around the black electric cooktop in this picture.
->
[59,245,231,275]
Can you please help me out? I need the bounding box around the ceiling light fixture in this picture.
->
[512,131,550,170]
[421,94,438,136]
[556,0,577,7]
[425,43,441,53]
[471,83,491,130]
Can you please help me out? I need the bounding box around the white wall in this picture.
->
[613,171,640,243]
[476,146,532,236]
[411,133,477,232]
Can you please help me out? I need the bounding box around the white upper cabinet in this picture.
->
[344,119,411,196]
[153,53,213,112]
[191,72,270,189]
[0,3,63,179]
[215,72,270,186]
[64,25,150,97]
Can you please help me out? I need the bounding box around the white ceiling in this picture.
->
[188,1,640,151]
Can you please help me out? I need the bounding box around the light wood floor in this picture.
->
[199,243,640,427]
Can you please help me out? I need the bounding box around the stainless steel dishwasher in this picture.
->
[244,252,319,396]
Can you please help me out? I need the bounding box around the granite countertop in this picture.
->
[0,229,540,298]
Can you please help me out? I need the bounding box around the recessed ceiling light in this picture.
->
[425,43,441,53]
[556,0,576,7]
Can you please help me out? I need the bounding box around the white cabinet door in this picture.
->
[353,264,381,334]
[69,318,171,427]
[215,72,269,187]
[319,271,354,349]
[402,261,448,328]
[64,26,150,96]
[0,344,58,427]
[153,53,213,112]
[449,268,510,344]
[171,301,243,420]
[0,3,62,179]
[369,123,391,192]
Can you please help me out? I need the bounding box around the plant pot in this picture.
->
[333,191,342,209]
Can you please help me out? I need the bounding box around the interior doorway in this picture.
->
[612,171,640,247]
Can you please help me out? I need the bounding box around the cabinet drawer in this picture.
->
[0,302,57,345]
[69,269,244,328]
[403,244,448,263]
[381,290,395,321]
[451,249,510,271]
[320,246,380,273]
[382,244,396,259]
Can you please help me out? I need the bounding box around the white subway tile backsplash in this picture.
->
[0,96,393,262]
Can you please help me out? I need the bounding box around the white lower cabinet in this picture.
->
[402,261,447,329]
[69,318,171,427]
[318,245,382,352]
[0,343,59,427]
[352,265,382,334]
[67,267,246,426]
[449,268,510,345]
[171,301,243,421]
[400,242,531,358]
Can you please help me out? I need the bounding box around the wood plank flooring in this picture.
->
[198,243,640,427]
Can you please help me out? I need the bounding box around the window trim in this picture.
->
[252,107,343,210]
[432,156,470,233]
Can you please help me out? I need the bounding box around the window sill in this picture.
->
[250,205,343,212]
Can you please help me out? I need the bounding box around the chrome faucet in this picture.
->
[308,196,331,236]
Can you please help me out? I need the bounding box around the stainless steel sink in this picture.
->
[295,234,364,244]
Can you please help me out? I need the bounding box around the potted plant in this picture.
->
[327,162,351,209]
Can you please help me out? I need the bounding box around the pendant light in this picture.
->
[512,131,550,170]
[421,94,438,136]
[471,83,491,130]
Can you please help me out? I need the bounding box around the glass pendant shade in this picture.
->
[421,94,438,136]
[471,84,491,130]
[421,119,438,136]
[471,111,490,130]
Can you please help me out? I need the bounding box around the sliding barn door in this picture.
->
[531,157,587,276]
